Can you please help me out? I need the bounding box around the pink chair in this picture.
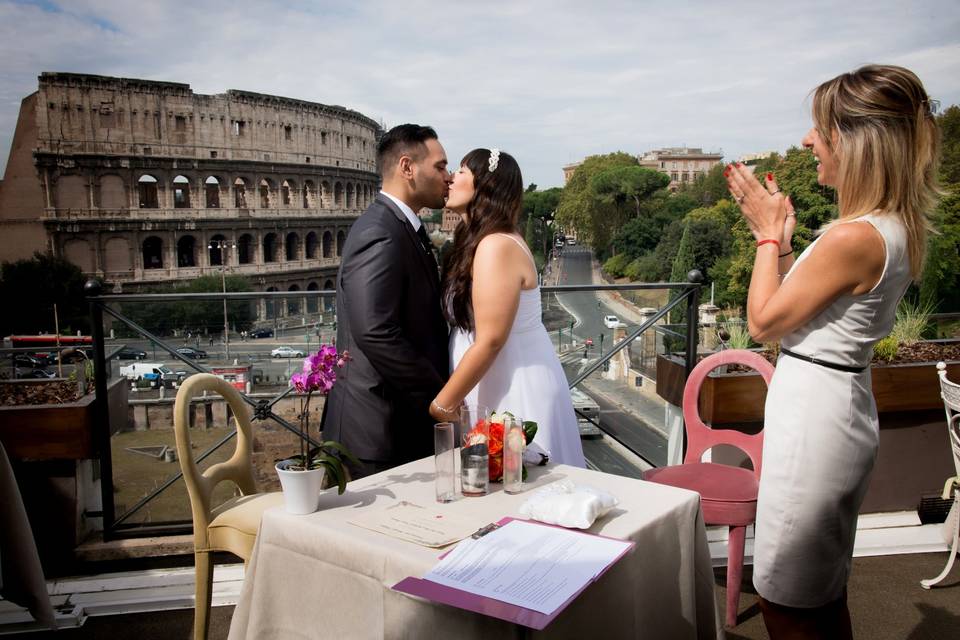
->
[643,349,775,628]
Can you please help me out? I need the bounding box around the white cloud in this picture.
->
[1,0,958,188]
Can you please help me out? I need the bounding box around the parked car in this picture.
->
[176,347,208,359]
[117,346,147,360]
[119,362,181,385]
[603,314,620,329]
[249,328,274,339]
[271,346,305,359]
[15,367,57,379]
[584,338,594,347]
[12,354,47,368]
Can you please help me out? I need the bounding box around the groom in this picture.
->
[322,124,452,478]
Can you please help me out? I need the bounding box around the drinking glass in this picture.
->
[459,404,489,497]
[434,422,456,503]
[502,415,524,494]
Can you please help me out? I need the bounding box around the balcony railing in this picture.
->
[9,278,702,540]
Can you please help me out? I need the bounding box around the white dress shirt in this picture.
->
[380,190,422,232]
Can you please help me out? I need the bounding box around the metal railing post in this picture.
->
[86,279,116,539]
[684,270,703,379]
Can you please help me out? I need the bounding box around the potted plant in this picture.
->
[274,345,359,514]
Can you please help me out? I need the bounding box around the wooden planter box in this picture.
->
[655,350,960,514]
[656,352,960,424]
[0,377,127,460]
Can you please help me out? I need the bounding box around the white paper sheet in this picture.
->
[423,520,631,615]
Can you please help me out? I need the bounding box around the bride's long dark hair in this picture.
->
[443,148,523,332]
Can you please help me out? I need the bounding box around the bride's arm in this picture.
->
[430,235,523,421]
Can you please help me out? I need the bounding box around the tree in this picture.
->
[939,105,960,186]
[555,152,638,252]
[0,252,90,336]
[678,163,731,207]
[590,166,670,218]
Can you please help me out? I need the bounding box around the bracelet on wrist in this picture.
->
[431,399,458,415]
[778,248,794,258]
[756,238,781,249]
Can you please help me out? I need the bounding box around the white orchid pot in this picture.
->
[275,460,327,514]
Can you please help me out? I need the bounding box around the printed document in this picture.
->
[348,501,481,548]
[423,519,631,615]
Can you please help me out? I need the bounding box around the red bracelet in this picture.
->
[756,238,781,249]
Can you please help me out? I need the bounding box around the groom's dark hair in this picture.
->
[377,124,438,176]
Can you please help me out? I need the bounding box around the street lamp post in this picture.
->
[208,240,236,360]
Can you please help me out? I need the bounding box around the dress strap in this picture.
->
[495,233,537,270]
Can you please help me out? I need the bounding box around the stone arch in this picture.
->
[208,233,227,266]
[336,230,346,256]
[345,182,353,209]
[204,175,222,208]
[306,281,320,314]
[263,232,278,262]
[56,174,87,209]
[321,180,332,208]
[265,286,278,319]
[287,284,301,315]
[142,236,163,269]
[334,182,343,207]
[237,233,254,264]
[138,174,159,208]
[302,180,315,208]
[259,178,275,208]
[99,174,126,208]
[305,231,318,259]
[63,238,94,272]
[285,232,300,261]
[103,236,132,272]
[234,177,249,208]
[281,179,297,207]
[322,230,333,258]
[173,175,191,208]
[177,235,197,267]
[323,278,335,312]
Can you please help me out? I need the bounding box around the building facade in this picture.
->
[637,146,723,190]
[0,72,382,320]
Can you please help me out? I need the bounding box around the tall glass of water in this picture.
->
[434,422,456,503]
[459,405,489,497]
[502,415,524,494]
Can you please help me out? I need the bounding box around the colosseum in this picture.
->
[0,72,382,321]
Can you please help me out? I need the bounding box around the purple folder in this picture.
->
[391,517,635,630]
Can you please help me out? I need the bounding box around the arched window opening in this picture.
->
[303,181,315,208]
[306,281,320,314]
[281,179,293,206]
[208,234,228,266]
[322,231,333,259]
[234,177,248,208]
[285,232,300,261]
[305,231,318,259]
[173,175,191,208]
[334,182,343,207]
[287,284,301,315]
[336,230,346,256]
[265,287,278,319]
[204,176,221,208]
[138,174,159,208]
[142,236,163,269]
[323,278,335,312]
[345,182,353,209]
[177,235,196,267]
[259,179,272,208]
[237,234,253,264]
[263,233,278,262]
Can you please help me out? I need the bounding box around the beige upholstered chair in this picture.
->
[921,362,960,589]
[173,373,284,640]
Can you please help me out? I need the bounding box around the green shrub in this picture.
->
[890,298,935,345]
[873,335,899,362]
[603,253,631,277]
[723,321,753,349]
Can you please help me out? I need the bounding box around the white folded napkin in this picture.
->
[518,479,619,529]
[523,442,550,466]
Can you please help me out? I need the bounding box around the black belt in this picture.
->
[780,347,868,373]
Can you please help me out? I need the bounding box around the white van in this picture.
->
[119,362,180,384]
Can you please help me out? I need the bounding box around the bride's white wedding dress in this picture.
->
[449,235,585,467]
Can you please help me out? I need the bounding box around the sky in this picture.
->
[0,0,958,189]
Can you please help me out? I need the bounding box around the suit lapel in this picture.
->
[376,194,440,292]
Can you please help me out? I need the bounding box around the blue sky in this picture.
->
[1,0,958,188]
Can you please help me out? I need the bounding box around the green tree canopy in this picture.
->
[590,166,670,218]
[0,252,90,336]
[555,152,638,252]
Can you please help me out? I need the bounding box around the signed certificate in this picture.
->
[422,519,632,615]
[348,501,481,547]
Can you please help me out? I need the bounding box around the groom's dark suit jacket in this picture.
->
[322,194,449,465]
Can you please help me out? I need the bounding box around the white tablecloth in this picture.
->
[228,459,719,639]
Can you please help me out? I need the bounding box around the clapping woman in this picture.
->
[726,65,941,638]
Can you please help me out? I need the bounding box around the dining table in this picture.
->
[228,457,720,639]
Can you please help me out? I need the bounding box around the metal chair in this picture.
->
[173,374,284,640]
[643,349,775,628]
[921,362,960,589]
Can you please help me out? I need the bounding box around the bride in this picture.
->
[428,148,585,467]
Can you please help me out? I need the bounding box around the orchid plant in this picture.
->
[283,345,359,494]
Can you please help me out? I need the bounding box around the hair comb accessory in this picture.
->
[488,148,500,173]
[923,98,940,116]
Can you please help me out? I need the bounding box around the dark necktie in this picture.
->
[416,225,437,259]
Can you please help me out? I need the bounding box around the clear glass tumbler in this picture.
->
[459,404,489,497]
[434,422,456,503]
[502,415,524,494]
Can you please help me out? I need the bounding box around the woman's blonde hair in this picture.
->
[811,64,941,278]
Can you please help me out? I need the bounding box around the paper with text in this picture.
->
[348,501,481,548]
[423,520,631,615]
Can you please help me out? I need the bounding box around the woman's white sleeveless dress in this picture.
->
[449,236,585,468]
[753,213,912,607]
